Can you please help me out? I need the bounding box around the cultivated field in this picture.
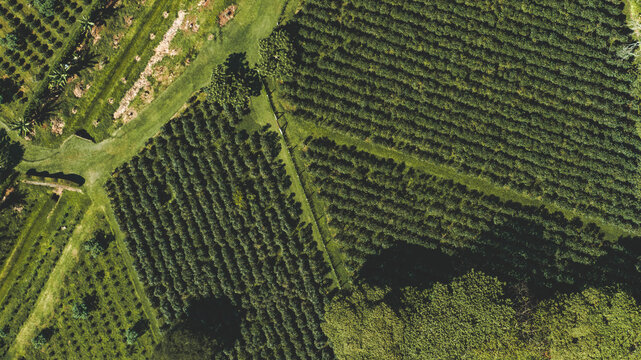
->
[107,98,334,359]
[284,0,641,230]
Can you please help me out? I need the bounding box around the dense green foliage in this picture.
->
[324,271,537,360]
[107,98,334,359]
[324,271,641,360]
[285,0,641,230]
[32,0,56,17]
[538,288,641,359]
[71,301,88,320]
[257,29,295,78]
[302,137,641,296]
[207,54,259,113]
[400,271,524,359]
[322,283,403,359]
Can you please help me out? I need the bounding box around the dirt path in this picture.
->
[22,180,83,193]
[114,10,187,121]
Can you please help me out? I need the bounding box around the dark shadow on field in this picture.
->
[0,77,21,104]
[358,245,464,290]
[132,319,150,336]
[358,217,641,304]
[226,52,262,96]
[25,169,85,186]
[153,296,243,359]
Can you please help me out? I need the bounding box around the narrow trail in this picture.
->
[8,207,94,357]
[261,86,346,289]
[22,180,83,193]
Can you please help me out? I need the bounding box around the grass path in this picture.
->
[249,89,348,290]
[284,117,640,242]
[9,205,97,356]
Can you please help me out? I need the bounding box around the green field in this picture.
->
[2,0,641,358]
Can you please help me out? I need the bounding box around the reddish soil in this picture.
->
[219,5,237,27]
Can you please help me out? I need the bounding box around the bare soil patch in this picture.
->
[114,11,187,122]
[50,118,65,136]
[219,5,237,27]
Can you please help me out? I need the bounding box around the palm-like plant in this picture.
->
[79,16,95,35]
[10,118,33,137]
[48,63,70,90]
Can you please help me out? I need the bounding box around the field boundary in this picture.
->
[257,85,348,289]
[283,115,640,243]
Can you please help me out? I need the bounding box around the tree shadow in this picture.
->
[357,215,641,304]
[183,296,242,347]
[226,52,262,96]
[69,48,99,75]
[93,230,115,250]
[25,169,85,186]
[154,296,243,359]
[132,319,150,336]
[0,77,20,104]
[358,244,464,290]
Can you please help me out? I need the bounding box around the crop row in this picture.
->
[106,100,334,360]
[302,137,641,297]
[284,0,641,230]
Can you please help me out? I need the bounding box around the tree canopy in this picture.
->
[322,284,403,360]
[537,288,641,359]
[323,271,533,360]
[257,29,295,79]
[32,0,56,17]
[322,271,641,360]
[207,53,259,112]
[0,129,22,182]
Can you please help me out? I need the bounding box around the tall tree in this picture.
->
[322,284,403,360]
[536,288,641,359]
[323,271,541,360]
[257,29,295,79]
